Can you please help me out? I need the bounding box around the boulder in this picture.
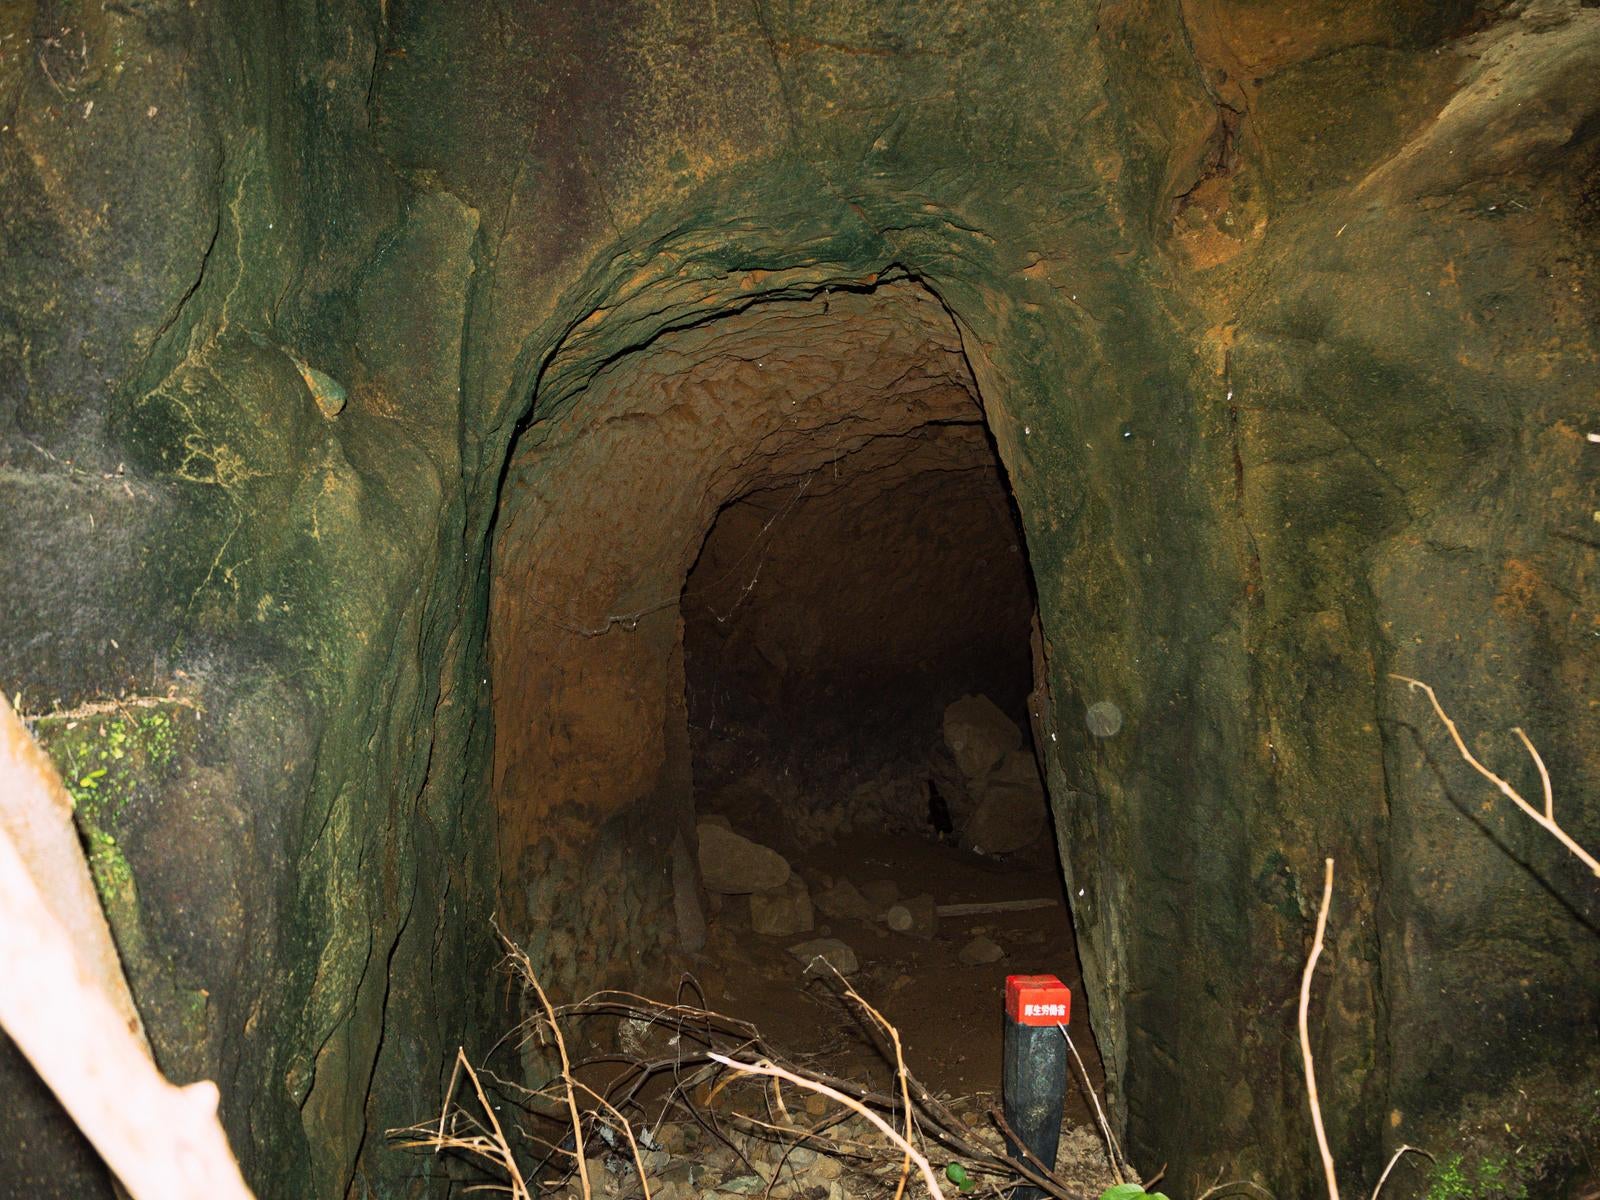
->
[963,749,1047,855]
[988,747,1043,790]
[697,822,791,894]
[958,934,1006,965]
[943,694,1022,781]
[882,892,938,938]
[814,877,876,921]
[750,876,814,936]
[786,937,859,976]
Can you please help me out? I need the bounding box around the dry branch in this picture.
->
[1370,1145,1431,1199]
[707,1052,948,1200]
[391,1048,534,1200]
[817,962,918,1200]
[502,929,593,1200]
[1299,858,1340,1200]
[934,898,1058,917]
[572,1080,653,1200]
[0,692,146,1043]
[396,941,1101,1200]
[1059,1022,1127,1184]
[1392,675,1599,878]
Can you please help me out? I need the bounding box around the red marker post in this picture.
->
[1003,975,1072,1198]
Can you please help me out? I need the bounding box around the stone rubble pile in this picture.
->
[691,693,1057,986]
[695,806,1049,975]
[698,821,793,894]
[542,1109,1116,1200]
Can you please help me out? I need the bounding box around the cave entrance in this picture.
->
[491,276,1100,1107]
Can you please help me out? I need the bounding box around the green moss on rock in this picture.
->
[33,701,194,935]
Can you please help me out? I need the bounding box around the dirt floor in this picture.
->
[476,776,1121,1198]
[673,820,1106,1127]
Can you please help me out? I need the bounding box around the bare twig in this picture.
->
[1299,858,1339,1200]
[0,692,147,1045]
[987,1106,1073,1192]
[390,1048,535,1198]
[1391,675,1599,878]
[726,1107,879,1159]
[500,931,592,1200]
[707,1053,948,1200]
[935,898,1058,917]
[1059,1023,1126,1184]
[398,945,1099,1200]
[572,1081,652,1200]
[825,966,917,1200]
[1371,1145,1432,1199]
[461,1048,531,1199]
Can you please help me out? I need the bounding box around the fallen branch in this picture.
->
[707,1052,948,1200]
[1059,1022,1127,1184]
[1371,1145,1432,1199]
[988,1105,1070,1187]
[391,1048,533,1200]
[501,927,593,1200]
[0,692,146,1045]
[572,1080,652,1200]
[397,945,1104,1200]
[818,962,918,1200]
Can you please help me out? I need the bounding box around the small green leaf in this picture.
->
[1099,1187,1150,1200]
[945,1163,975,1192]
[78,768,107,789]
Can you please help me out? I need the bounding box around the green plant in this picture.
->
[1425,1155,1471,1200]
[1420,1152,1530,1200]
[1100,1184,1171,1200]
[944,1162,975,1192]
[31,702,189,906]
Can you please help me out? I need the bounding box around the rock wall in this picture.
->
[1,2,499,1195]
[2,0,1596,1196]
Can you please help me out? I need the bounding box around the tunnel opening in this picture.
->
[681,419,1037,845]
[678,415,1100,1102]
[490,276,1102,1111]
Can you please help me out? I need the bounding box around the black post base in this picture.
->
[1002,1014,1068,1200]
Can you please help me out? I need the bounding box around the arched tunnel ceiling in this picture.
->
[492,282,984,845]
